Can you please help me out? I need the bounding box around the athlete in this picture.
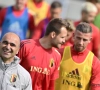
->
[74,2,100,57]
[0,32,32,90]
[0,0,35,40]
[32,1,62,39]
[61,19,75,48]
[27,0,50,26]
[18,18,70,90]
[55,22,100,90]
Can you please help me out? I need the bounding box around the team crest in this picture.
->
[49,58,54,68]
[10,74,17,83]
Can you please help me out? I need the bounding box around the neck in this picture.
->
[81,18,89,23]
[39,36,52,49]
[1,57,14,64]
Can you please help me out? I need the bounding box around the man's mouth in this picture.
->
[3,49,11,54]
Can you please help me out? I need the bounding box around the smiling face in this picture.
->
[73,30,92,52]
[0,33,20,63]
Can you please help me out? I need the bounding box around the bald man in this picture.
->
[0,32,32,90]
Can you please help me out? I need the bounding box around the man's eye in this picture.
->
[2,41,8,45]
[83,39,88,41]
[10,43,16,47]
[77,37,81,40]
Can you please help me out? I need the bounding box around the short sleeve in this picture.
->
[17,40,32,63]
[90,56,100,90]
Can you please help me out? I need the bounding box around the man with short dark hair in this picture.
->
[32,1,62,39]
[18,18,70,90]
[74,2,100,58]
[0,32,32,90]
[55,22,100,90]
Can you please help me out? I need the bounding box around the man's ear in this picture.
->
[50,31,56,38]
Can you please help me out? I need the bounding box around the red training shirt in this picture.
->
[59,46,100,90]
[74,21,100,57]
[18,39,61,90]
[0,7,35,33]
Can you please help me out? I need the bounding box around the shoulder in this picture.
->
[39,19,45,25]
[27,8,35,18]
[88,50,100,65]
[18,64,30,76]
[93,55,100,64]
[53,48,61,55]
[17,64,31,81]
[42,1,49,7]
[36,19,46,29]
[20,39,39,56]
[90,23,99,31]
[28,8,35,16]
[90,23,99,37]
[20,39,37,48]
[0,7,7,14]
[20,39,37,53]
[91,55,100,75]
[52,48,61,60]
[74,20,80,27]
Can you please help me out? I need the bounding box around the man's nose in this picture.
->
[63,38,66,43]
[79,39,83,45]
[6,44,11,49]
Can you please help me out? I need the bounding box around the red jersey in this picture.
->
[18,39,61,90]
[74,21,100,57]
[0,7,35,33]
[59,46,100,90]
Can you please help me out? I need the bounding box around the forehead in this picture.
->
[51,8,61,11]
[88,12,97,16]
[2,35,19,45]
[75,30,92,39]
[59,27,67,35]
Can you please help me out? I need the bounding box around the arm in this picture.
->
[92,27,100,57]
[28,14,35,38]
[24,73,32,90]
[17,40,30,63]
[90,56,100,90]
[32,20,44,40]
